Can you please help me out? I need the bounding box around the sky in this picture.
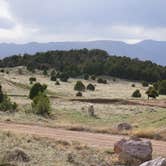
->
[0,0,166,43]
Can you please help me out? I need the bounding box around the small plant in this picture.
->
[55,80,60,85]
[31,93,51,116]
[146,87,159,99]
[50,75,57,81]
[29,83,47,99]
[131,84,135,87]
[0,69,4,73]
[59,73,69,82]
[97,78,107,84]
[29,77,36,84]
[91,75,96,80]
[74,81,85,91]
[87,84,95,91]
[132,89,141,98]
[76,91,83,97]
[43,69,48,76]
[142,81,149,87]
[84,74,89,80]
[113,78,116,82]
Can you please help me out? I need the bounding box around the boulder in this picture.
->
[4,147,30,162]
[117,123,132,131]
[140,157,166,166]
[114,138,127,153]
[114,138,152,166]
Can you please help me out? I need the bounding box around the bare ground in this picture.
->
[0,122,165,157]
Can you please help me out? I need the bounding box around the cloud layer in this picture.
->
[0,0,166,43]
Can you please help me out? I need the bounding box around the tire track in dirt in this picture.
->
[0,122,165,157]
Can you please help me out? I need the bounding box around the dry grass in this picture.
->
[0,131,121,166]
[0,66,165,140]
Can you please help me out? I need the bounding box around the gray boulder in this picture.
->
[140,157,166,166]
[114,138,152,166]
[117,123,132,131]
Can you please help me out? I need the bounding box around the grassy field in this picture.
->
[0,66,165,140]
[0,131,120,166]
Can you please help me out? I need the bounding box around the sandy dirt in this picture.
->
[0,122,165,157]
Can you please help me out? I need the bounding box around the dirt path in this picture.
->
[0,122,165,157]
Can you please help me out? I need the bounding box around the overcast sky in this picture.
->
[0,0,166,43]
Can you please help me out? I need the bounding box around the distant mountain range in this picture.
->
[0,40,165,66]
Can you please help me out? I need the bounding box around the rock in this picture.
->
[4,147,30,162]
[139,157,166,166]
[88,104,95,117]
[114,138,152,166]
[114,138,127,153]
[117,123,132,131]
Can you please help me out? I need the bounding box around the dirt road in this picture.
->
[0,122,165,156]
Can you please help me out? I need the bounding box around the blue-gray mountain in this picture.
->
[0,40,165,66]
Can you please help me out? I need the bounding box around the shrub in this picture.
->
[91,75,96,80]
[43,69,48,76]
[158,80,166,95]
[29,77,36,84]
[0,69,4,73]
[0,85,17,112]
[113,78,116,82]
[74,81,85,91]
[50,75,57,81]
[146,87,159,99]
[59,73,69,82]
[31,93,51,116]
[97,78,107,84]
[0,85,4,103]
[76,91,83,97]
[55,80,60,85]
[142,81,149,87]
[132,89,142,98]
[87,84,95,91]
[84,74,89,80]
[29,83,47,99]
[131,84,135,87]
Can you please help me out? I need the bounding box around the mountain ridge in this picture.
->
[0,40,165,66]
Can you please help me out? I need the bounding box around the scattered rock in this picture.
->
[4,147,30,163]
[114,138,152,166]
[139,157,166,166]
[88,104,95,117]
[117,123,132,131]
[114,138,127,153]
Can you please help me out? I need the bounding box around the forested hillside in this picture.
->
[0,49,165,82]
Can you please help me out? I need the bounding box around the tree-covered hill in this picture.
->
[0,49,165,82]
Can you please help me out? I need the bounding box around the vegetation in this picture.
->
[31,93,51,116]
[97,78,107,84]
[146,87,159,99]
[132,89,142,98]
[55,80,60,85]
[87,84,95,91]
[142,81,149,87]
[50,75,57,81]
[158,80,166,95]
[0,49,165,82]
[76,91,83,97]
[84,74,89,80]
[74,81,85,91]
[29,77,36,84]
[0,85,17,112]
[91,75,96,80]
[29,83,47,99]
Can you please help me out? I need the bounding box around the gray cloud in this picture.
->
[1,0,166,42]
